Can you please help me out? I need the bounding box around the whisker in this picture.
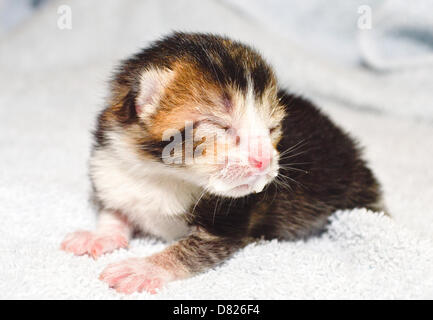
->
[278,139,307,157]
[225,198,234,216]
[213,197,221,225]
[269,182,279,205]
[279,166,309,174]
[278,149,310,161]
[191,189,207,216]
[278,173,307,190]
[274,175,294,192]
[280,161,313,166]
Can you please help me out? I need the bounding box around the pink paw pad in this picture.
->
[61,231,128,258]
[99,258,174,294]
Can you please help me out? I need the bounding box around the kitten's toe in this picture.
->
[89,234,128,258]
[61,231,128,258]
[61,231,93,256]
[99,258,173,294]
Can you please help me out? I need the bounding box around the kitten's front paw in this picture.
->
[99,258,174,294]
[61,231,128,258]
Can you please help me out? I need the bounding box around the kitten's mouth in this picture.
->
[232,184,250,191]
[209,169,278,197]
[229,174,271,194]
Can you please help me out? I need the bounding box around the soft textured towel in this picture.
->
[1,0,432,299]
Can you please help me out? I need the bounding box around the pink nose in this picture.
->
[248,137,272,171]
[248,155,271,170]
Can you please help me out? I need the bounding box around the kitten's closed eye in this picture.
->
[269,126,278,134]
[204,120,230,131]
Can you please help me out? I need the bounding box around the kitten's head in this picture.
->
[110,33,285,198]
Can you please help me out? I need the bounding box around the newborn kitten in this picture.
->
[61,32,384,294]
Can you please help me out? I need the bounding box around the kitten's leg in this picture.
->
[99,228,245,294]
[61,210,132,258]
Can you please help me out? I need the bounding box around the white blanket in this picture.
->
[1,0,432,299]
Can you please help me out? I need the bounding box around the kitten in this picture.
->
[61,32,384,294]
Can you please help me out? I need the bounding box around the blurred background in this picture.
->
[1,0,433,299]
[2,0,433,118]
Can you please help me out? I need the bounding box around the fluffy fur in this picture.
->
[61,32,384,294]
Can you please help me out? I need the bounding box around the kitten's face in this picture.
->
[188,87,284,198]
[130,35,285,197]
[136,65,284,198]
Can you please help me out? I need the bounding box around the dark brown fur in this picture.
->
[93,32,384,276]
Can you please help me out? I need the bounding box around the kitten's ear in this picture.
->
[135,68,174,117]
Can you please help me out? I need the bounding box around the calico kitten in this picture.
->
[61,32,384,294]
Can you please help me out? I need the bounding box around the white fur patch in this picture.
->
[136,68,175,122]
[204,78,280,197]
[90,131,200,242]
